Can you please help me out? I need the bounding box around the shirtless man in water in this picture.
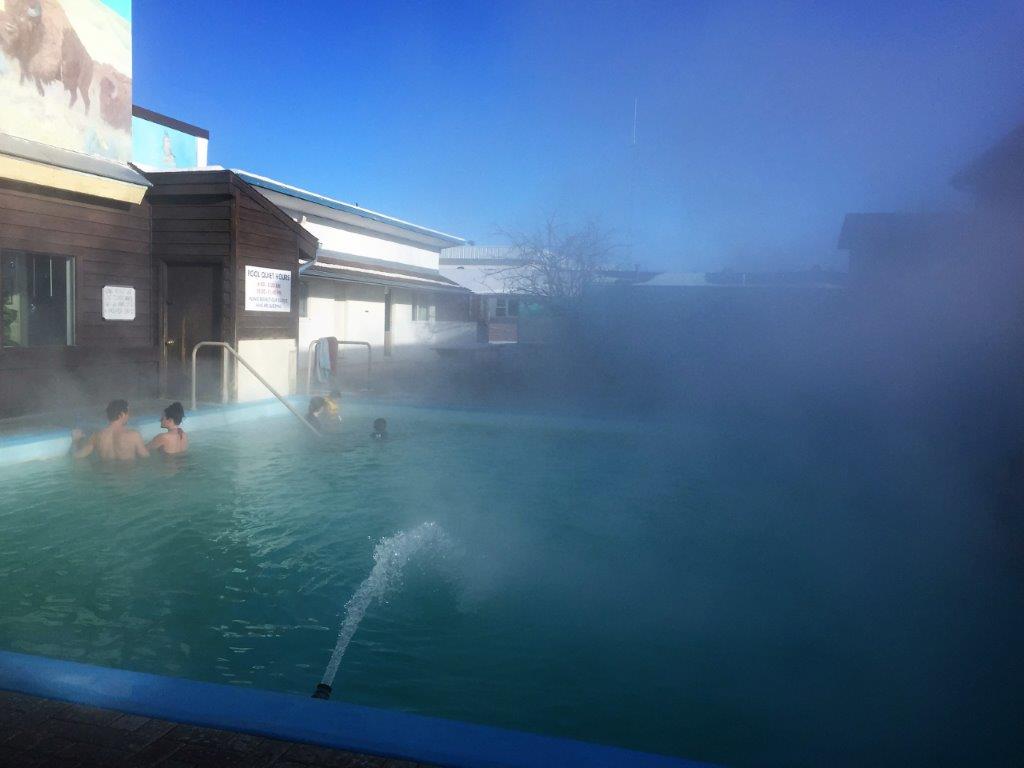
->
[71,399,149,461]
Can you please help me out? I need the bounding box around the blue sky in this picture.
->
[133,1,1024,270]
[102,0,131,21]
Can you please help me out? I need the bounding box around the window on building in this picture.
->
[412,293,436,322]
[2,251,74,348]
[299,282,309,318]
[495,296,519,318]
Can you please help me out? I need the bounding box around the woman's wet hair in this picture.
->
[308,396,327,417]
[164,402,185,425]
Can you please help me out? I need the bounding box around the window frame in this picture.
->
[412,292,436,323]
[1,249,75,349]
[495,296,519,318]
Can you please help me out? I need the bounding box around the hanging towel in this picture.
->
[315,338,333,384]
[328,336,339,376]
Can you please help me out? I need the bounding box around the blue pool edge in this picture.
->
[0,650,716,768]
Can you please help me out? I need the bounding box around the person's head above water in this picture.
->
[105,399,129,424]
[161,402,185,429]
[372,418,388,438]
[308,396,327,418]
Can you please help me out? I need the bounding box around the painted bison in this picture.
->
[0,0,94,113]
[95,62,131,132]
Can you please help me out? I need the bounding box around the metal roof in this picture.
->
[0,133,150,188]
[439,264,523,295]
[440,245,520,264]
[233,170,466,247]
[302,251,468,293]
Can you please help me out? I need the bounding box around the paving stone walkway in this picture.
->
[0,689,439,768]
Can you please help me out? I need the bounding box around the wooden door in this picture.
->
[163,264,221,400]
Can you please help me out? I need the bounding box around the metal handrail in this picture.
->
[191,341,320,436]
[306,338,372,394]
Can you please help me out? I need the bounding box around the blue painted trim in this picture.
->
[0,651,716,768]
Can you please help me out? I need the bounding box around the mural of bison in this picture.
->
[95,61,130,132]
[0,0,94,113]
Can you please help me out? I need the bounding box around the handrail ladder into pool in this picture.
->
[306,337,373,394]
[191,341,321,436]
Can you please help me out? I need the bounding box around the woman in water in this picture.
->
[148,402,189,455]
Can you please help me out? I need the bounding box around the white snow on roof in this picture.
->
[308,260,457,288]
[234,169,465,244]
[639,272,710,287]
[439,264,522,294]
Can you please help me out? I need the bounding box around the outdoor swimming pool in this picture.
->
[0,403,1018,767]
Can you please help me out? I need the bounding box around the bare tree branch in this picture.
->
[494,214,617,312]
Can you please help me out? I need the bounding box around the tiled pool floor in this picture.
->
[0,689,435,768]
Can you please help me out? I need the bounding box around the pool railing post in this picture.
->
[192,341,321,436]
[222,346,230,404]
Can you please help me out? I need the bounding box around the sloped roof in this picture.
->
[952,123,1024,200]
[303,251,467,293]
[638,272,709,287]
[234,170,466,247]
[439,264,525,295]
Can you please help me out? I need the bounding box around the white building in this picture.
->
[440,246,526,343]
[234,172,476,390]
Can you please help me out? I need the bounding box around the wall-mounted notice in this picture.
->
[101,285,135,320]
[245,266,291,312]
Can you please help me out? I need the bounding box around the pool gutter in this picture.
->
[0,650,714,768]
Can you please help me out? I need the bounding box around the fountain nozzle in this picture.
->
[312,683,332,700]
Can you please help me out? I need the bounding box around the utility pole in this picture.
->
[627,96,639,266]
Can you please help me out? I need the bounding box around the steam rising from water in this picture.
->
[321,521,450,687]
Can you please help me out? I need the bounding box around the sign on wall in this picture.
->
[0,0,133,162]
[245,266,291,312]
[101,284,134,320]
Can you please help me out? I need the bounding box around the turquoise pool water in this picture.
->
[0,404,1018,766]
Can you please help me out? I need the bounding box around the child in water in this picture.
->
[372,418,388,440]
[307,395,342,433]
[147,402,189,455]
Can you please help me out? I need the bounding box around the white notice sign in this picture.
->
[245,266,292,312]
[102,285,136,321]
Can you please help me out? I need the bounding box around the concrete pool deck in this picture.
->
[0,652,712,768]
[0,688,430,767]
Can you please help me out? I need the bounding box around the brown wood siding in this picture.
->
[145,171,314,402]
[0,183,156,416]
[232,181,303,342]
[147,175,237,397]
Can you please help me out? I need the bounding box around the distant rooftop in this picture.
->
[439,263,521,294]
[639,269,845,288]
[952,123,1024,202]
[440,245,521,264]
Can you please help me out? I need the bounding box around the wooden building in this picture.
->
[0,137,154,418]
[0,155,317,418]
[145,170,317,402]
